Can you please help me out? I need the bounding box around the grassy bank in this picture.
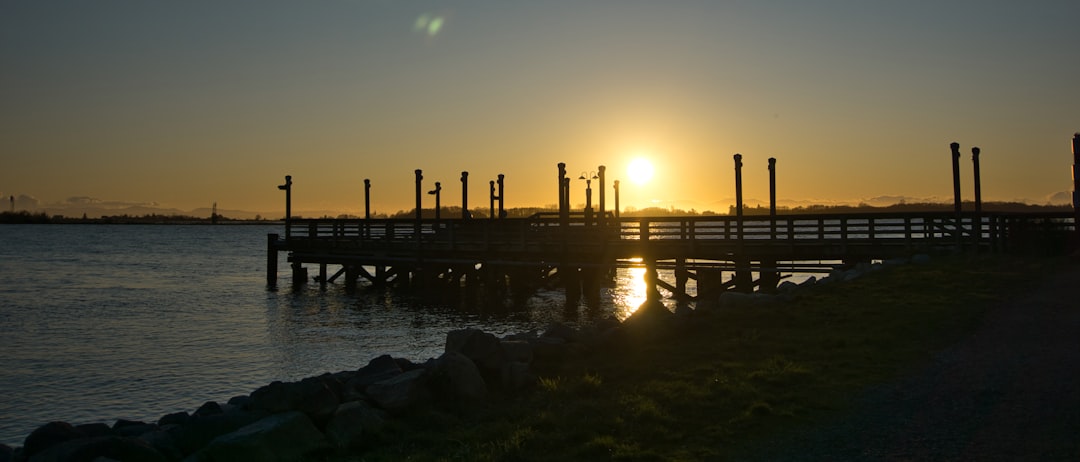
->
[342,255,1060,461]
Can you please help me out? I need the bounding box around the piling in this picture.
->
[364,179,371,219]
[460,171,470,219]
[733,154,752,292]
[613,180,621,218]
[762,157,779,292]
[598,165,607,224]
[972,147,983,249]
[414,169,423,241]
[497,174,506,218]
[278,175,292,239]
[266,233,279,287]
[950,142,963,249]
[1073,134,1080,245]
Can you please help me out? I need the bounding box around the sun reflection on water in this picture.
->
[612,266,648,321]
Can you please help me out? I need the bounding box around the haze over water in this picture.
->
[0,224,652,446]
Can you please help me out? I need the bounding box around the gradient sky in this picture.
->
[3,1,1079,217]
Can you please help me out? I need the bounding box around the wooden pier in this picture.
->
[267,210,1076,304]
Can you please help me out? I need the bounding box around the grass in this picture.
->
[333,254,1061,461]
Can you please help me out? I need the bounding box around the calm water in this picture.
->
[0,224,654,446]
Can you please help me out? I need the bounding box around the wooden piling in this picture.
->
[266,233,278,287]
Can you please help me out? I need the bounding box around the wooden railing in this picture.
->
[281,211,1075,256]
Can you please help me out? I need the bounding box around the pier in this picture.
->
[268,145,1079,305]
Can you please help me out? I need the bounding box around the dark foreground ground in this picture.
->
[739,260,1080,461]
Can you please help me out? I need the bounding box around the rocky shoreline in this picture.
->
[0,256,922,462]
[0,322,618,462]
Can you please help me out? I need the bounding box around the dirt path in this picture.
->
[742,260,1080,461]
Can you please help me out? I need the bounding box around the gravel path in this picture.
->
[742,260,1080,461]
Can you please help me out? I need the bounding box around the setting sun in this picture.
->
[627,158,655,185]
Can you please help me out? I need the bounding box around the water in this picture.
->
[0,224,654,446]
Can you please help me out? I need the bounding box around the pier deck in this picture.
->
[268,210,1075,302]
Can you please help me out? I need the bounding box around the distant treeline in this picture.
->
[3,201,1072,224]
[0,211,272,224]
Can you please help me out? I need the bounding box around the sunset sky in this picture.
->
[3,1,1079,218]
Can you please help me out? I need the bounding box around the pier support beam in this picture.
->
[972,147,983,251]
[266,233,278,288]
[950,142,963,250]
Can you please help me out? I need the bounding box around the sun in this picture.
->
[627,158,655,185]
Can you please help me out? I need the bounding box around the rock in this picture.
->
[799,276,817,287]
[500,361,535,391]
[912,253,931,264]
[248,376,341,426]
[777,280,799,293]
[76,422,113,438]
[500,340,534,364]
[542,322,578,342]
[112,420,159,438]
[249,381,294,414]
[343,355,404,401]
[28,436,166,462]
[226,395,252,409]
[138,430,184,461]
[529,336,569,364]
[167,409,266,456]
[429,351,487,403]
[843,269,862,282]
[445,328,504,371]
[23,421,84,459]
[716,291,774,309]
[158,411,191,427]
[366,369,430,413]
[193,401,223,417]
[324,401,386,449]
[186,411,330,462]
[0,444,12,462]
[622,299,672,326]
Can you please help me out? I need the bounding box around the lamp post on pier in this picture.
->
[428,182,442,221]
[579,171,597,225]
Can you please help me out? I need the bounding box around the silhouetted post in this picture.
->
[768,157,777,234]
[597,165,606,225]
[950,142,962,248]
[497,174,506,219]
[460,171,470,219]
[733,154,751,292]
[8,195,13,213]
[267,233,279,288]
[734,154,744,234]
[278,175,292,239]
[489,180,496,220]
[363,179,371,219]
[414,169,423,240]
[1073,134,1080,241]
[580,171,596,225]
[428,182,442,221]
[558,163,569,227]
[972,147,982,250]
[613,180,620,218]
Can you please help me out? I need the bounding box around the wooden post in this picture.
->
[558,163,568,227]
[489,180,496,220]
[598,165,606,225]
[497,174,506,219]
[733,154,751,292]
[414,169,423,242]
[278,175,292,240]
[461,171,470,219]
[1073,133,1079,241]
[363,179,371,219]
[950,142,962,249]
[613,180,620,218]
[266,233,279,288]
[972,147,983,250]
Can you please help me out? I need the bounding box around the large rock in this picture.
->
[500,361,535,391]
[366,369,430,413]
[185,411,330,462]
[500,340,534,364]
[342,355,404,401]
[27,436,166,462]
[0,444,13,462]
[167,409,266,456]
[138,430,184,461]
[445,328,504,371]
[324,401,387,449]
[248,376,339,425]
[428,351,488,403]
[22,421,84,459]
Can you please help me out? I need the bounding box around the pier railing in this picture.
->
[280,211,1074,260]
